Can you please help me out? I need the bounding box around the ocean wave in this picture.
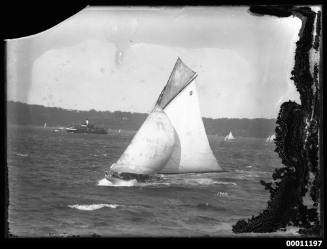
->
[139,182,171,187]
[191,178,218,185]
[238,226,300,237]
[225,175,257,180]
[15,153,28,157]
[97,178,137,187]
[97,176,236,188]
[235,169,271,175]
[215,181,237,186]
[195,202,227,211]
[232,169,273,178]
[214,222,233,231]
[68,203,120,211]
[170,178,237,186]
[97,178,170,187]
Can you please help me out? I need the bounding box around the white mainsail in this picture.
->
[224,131,235,141]
[109,58,222,177]
[161,79,221,173]
[110,109,176,175]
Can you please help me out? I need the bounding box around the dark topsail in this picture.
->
[156,57,197,109]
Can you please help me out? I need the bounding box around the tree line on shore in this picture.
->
[7,101,276,138]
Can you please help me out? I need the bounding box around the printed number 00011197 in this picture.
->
[286,240,322,247]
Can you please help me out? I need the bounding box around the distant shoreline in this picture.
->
[7,124,277,141]
[6,101,276,138]
[7,123,138,134]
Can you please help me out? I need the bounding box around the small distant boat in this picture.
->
[43,122,47,128]
[66,120,107,134]
[265,134,275,143]
[224,131,235,141]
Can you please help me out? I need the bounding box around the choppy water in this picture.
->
[7,125,300,237]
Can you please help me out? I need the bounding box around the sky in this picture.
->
[6,6,304,118]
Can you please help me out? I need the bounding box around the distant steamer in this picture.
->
[66,120,107,134]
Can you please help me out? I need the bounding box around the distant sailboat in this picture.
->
[106,58,222,183]
[265,134,275,143]
[43,122,47,128]
[224,131,235,141]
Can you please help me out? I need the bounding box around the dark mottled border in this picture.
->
[233,5,322,236]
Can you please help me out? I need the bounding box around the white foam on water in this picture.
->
[233,169,271,178]
[235,169,251,174]
[235,169,271,175]
[97,178,171,188]
[138,182,171,187]
[15,153,28,157]
[68,203,120,211]
[189,178,217,185]
[97,178,137,187]
[177,178,237,186]
[97,175,236,188]
[215,181,237,186]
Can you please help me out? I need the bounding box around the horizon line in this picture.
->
[6,100,277,120]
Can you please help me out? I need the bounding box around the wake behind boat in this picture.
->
[105,58,223,183]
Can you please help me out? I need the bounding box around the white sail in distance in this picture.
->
[109,58,222,176]
[224,131,235,141]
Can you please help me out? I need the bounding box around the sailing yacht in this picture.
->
[105,58,222,183]
[224,131,235,141]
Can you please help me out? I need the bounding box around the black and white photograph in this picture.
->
[4,5,323,239]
